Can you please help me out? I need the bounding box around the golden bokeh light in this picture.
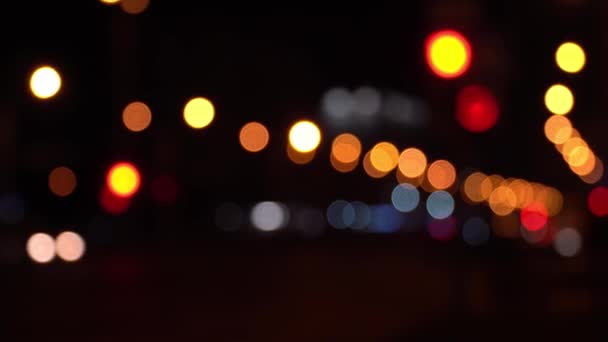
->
[120,0,149,14]
[48,166,77,197]
[425,30,472,78]
[27,233,55,264]
[555,128,580,153]
[331,133,362,164]
[363,151,389,178]
[544,84,574,115]
[369,142,400,173]
[288,120,322,153]
[55,231,86,262]
[426,160,457,190]
[396,169,424,188]
[100,0,120,4]
[544,187,564,217]
[480,175,505,201]
[507,179,534,208]
[184,97,215,129]
[561,136,588,164]
[330,153,358,173]
[30,66,61,99]
[555,42,586,74]
[544,115,572,144]
[107,162,141,197]
[566,145,592,167]
[462,172,487,203]
[398,148,427,178]
[488,185,517,216]
[122,101,152,132]
[239,122,270,153]
[570,151,596,176]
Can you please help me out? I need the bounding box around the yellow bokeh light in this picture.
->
[100,0,120,4]
[363,151,389,178]
[184,97,215,129]
[331,133,362,164]
[369,142,399,173]
[555,42,586,74]
[426,30,471,78]
[30,66,61,99]
[544,115,572,144]
[107,162,141,197]
[544,84,574,115]
[55,231,86,262]
[239,122,270,153]
[426,160,457,190]
[462,171,487,203]
[288,120,321,153]
[566,145,592,167]
[507,179,534,208]
[398,148,427,178]
[561,136,588,162]
[122,101,152,132]
[120,0,149,14]
[488,185,517,216]
[570,151,596,176]
[27,233,55,264]
[48,166,77,197]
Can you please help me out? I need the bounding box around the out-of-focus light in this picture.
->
[398,147,427,178]
[287,143,316,165]
[120,0,149,14]
[352,86,381,117]
[544,187,563,217]
[26,233,55,264]
[326,200,355,229]
[369,142,399,173]
[553,227,582,258]
[381,92,431,128]
[391,183,420,213]
[426,160,456,190]
[508,179,534,208]
[428,217,458,241]
[555,42,586,74]
[251,201,288,232]
[396,169,424,188]
[350,201,371,230]
[0,193,25,225]
[588,186,608,217]
[322,87,354,120]
[561,137,588,167]
[100,0,120,4]
[544,115,572,144]
[55,231,85,262]
[455,85,499,133]
[288,120,321,153]
[48,166,77,197]
[122,101,152,132]
[462,171,486,203]
[491,213,520,239]
[363,151,389,178]
[488,185,517,216]
[570,151,597,176]
[106,162,141,198]
[520,222,550,245]
[293,208,326,238]
[369,204,404,233]
[462,217,490,246]
[580,157,604,184]
[30,66,61,99]
[544,84,574,115]
[426,191,455,220]
[480,174,504,201]
[215,202,243,232]
[183,97,215,129]
[99,186,131,215]
[239,122,270,153]
[150,175,178,205]
[331,133,362,164]
[425,30,472,79]
[520,202,548,231]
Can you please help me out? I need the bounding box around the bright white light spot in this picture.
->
[26,233,55,264]
[250,201,288,232]
[55,231,86,262]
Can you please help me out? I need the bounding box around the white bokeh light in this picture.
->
[250,201,289,232]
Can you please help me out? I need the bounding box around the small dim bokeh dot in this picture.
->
[48,166,77,197]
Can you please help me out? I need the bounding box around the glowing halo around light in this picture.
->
[288,120,321,153]
[106,162,141,198]
[425,30,472,79]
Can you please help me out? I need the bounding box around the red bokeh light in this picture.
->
[428,216,458,241]
[99,186,132,215]
[456,85,499,133]
[588,186,608,217]
[151,175,178,205]
[520,202,548,231]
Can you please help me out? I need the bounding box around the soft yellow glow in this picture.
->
[30,66,61,99]
[555,42,586,73]
[107,163,140,197]
[363,151,389,178]
[426,160,456,190]
[544,115,572,144]
[48,166,77,197]
[100,0,120,4]
[507,179,534,208]
[369,142,399,173]
[239,122,269,153]
[288,120,321,153]
[123,101,152,132]
[489,186,517,216]
[570,151,596,176]
[184,97,215,129]
[561,137,588,163]
[544,84,574,115]
[480,175,504,201]
[427,31,471,78]
[27,233,55,264]
[398,148,427,178]
[566,145,592,167]
[55,231,86,262]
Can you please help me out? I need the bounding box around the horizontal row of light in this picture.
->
[27,231,85,264]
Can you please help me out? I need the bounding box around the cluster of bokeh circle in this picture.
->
[21,0,606,264]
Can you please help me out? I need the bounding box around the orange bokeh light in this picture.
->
[398,148,427,178]
[426,160,457,190]
[239,122,270,153]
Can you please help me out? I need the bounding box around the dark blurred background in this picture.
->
[7,0,608,340]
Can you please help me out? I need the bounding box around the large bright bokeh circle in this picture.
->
[288,120,321,153]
